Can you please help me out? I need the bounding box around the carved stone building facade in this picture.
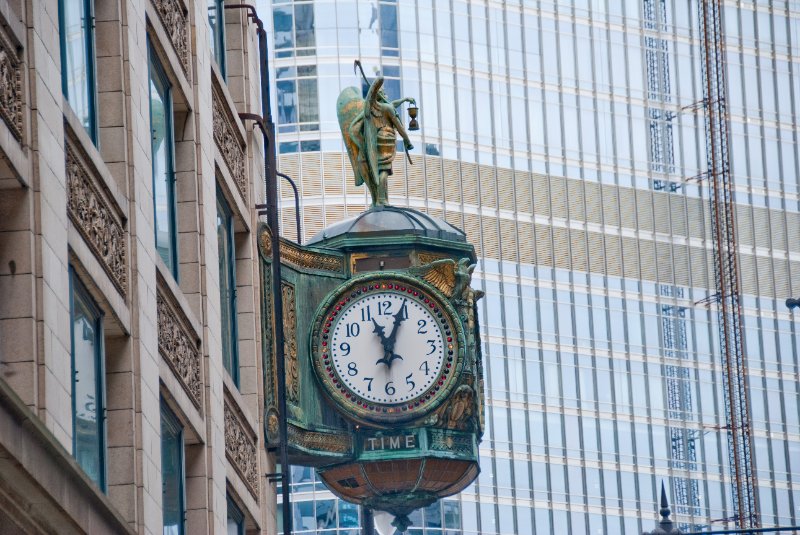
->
[0,1,275,533]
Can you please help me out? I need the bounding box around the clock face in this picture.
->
[312,277,461,423]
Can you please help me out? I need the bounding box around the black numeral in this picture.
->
[363,377,373,391]
[426,339,436,355]
[380,300,392,315]
[340,342,351,356]
[346,322,360,337]
[405,373,415,391]
[417,319,427,334]
[385,382,396,395]
[419,361,430,375]
[361,305,371,321]
[347,362,358,376]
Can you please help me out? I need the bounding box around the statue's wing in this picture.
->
[409,258,456,297]
[336,87,367,186]
[364,77,385,183]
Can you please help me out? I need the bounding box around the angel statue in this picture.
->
[337,61,417,206]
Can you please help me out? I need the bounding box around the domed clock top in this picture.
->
[311,274,464,424]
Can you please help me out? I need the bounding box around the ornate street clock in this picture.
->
[259,73,483,533]
[311,274,464,424]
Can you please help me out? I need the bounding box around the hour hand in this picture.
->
[372,318,388,346]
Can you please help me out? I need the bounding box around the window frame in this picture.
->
[160,399,186,535]
[208,0,227,78]
[147,39,180,279]
[58,0,99,143]
[68,266,107,491]
[216,188,239,386]
[226,493,245,535]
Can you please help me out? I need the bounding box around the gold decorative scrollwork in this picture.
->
[280,241,344,273]
[288,424,351,454]
[281,282,299,404]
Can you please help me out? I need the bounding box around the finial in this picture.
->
[660,481,671,520]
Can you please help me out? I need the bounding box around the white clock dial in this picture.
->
[329,291,444,404]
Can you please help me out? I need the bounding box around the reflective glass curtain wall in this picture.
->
[265,1,800,533]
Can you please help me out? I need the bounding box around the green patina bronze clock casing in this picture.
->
[258,72,484,531]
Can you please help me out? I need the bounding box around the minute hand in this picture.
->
[384,299,408,356]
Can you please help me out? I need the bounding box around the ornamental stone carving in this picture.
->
[0,23,23,140]
[152,0,190,77]
[66,140,128,296]
[224,402,259,497]
[212,83,247,200]
[280,241,345,273]
[157,289,202,406]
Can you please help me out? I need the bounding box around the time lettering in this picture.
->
[363,434,416,452]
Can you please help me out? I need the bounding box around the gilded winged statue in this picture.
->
[337,69,416,206]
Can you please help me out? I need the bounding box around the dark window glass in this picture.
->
[208,0,226,77]
[380,2,398,50]
[294,4,315,49]
[273,6,293,50]
[59,0,98,142]
[217,191,238,385]
[337,501,359,528]
[226,494,245,535]
[161,400,185,535]
[69,268,106,490]
[148,44,179,277]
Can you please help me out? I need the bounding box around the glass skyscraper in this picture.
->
[262,1,800,533]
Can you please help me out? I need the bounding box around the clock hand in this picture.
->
[372,318,394,367]
[384,299,408,359]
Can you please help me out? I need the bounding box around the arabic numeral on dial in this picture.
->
[426,339,436,355]
[347,362,358,376]
[405,373,415,391]
[360,305,371,321]
[363,377,373,391]
[419,361,430,375]
[346,322,360,337]
[417,319,427,334]
[340,342,351,356]
[380,300,392,315]
[385,381,396,395]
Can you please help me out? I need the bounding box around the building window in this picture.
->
[273,2,315,58]
[217,190,239,386]
[226,494,245,535]
[148,42,179,277]
[69,268,106,490]
[276,65,319,133]
[59,0,98,142]
[161,400,185,535]
[207,0,226,78]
